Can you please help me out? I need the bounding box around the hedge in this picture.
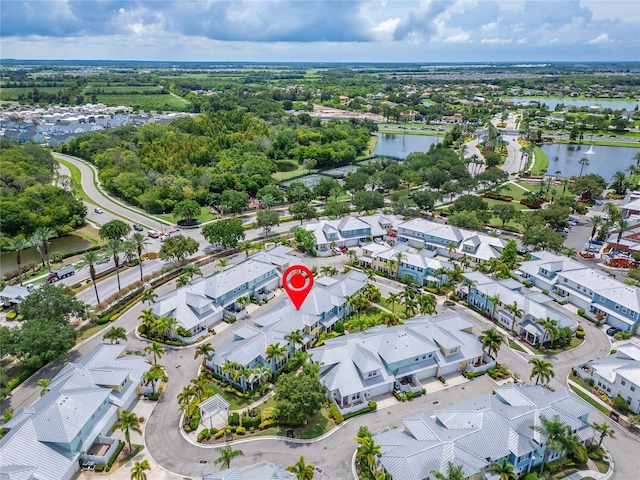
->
[189,408,201,430]
[342,401,377,420]
[228,412,240,426]
[328,403,344,424]
[106,440,125,471]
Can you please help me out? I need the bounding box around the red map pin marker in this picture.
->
[283,265,314,310]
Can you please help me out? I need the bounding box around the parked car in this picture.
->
[132,223,144,232]
[147,230,160,238]
[374,238,384,244]
[339,246,348,253]
[333,247,342,255]
[94,207,103,214]
[606,327,622,336]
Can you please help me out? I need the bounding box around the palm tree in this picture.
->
[156,316,178,339]
[222,360,240,382]
[142,288,157,305]
[145,341,165,364]
[177,385,196,422]
[115,410,142,454]
[586,215,604,248]
[404,297,418,317]
[183,264,202,280]
[614,218,631,254]
[529,358,555,385]
[213,445,244,470]
[130,459,151,480]
[138,308,156,332]
[355,435,382,476]
[487,458,518,480]
[190,377,207,401]
[387,292,400,314]
[478,328,503,359]
[505,301,524,331]
[30,230,46,269]
[561,247,577,258]
[487,293,501,317]
[176,274,189,288]
[129,232,149,281]
[531,415,567,474]
[217,258,229,268]
[34,226,55,271]
[143,364,164,394]
[8,236,30,285]
[103,326,127,344]
[418,293,437,315]
[430,462,466,480]
[591,421,616,448]
[556,425,581,469]
[77,250,104,304]
[285,330,304,351]
[105,238,125,290]
[286,456,315,480]
[320,265,338,276]
[535,317,559,345]
[578,157,590,177]
[194,343,215,367]
[265,342,288,371]
[36,378,50,397]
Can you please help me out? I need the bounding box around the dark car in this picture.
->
[606,327,622,336]
[132,223,144,232]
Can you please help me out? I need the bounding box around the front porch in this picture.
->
[394,375,423,394]
[82,436,119,465]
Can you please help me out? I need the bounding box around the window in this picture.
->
[628,397,632,404]
[615,305,620,310]
[622,308,628,314]
[600,295,606,302]
[631,385,636,392]
[621,379,626,386]
[422,355,426,360]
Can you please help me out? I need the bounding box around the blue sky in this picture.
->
[2,0,639,62]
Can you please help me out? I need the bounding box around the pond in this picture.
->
[1,234,93,273]
[373,133,441,159]
[542,144,640,180]
[504,97,639,112]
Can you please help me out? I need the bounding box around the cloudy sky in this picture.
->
[2,0,639,62]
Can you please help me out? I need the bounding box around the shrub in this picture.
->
[610,349,617,354]
[147,392,159,401]
[570,444,589,466]
[577,324,584,331]
[214,429,225,439]
[197,429,210,442]
[342,402,377,420]
[5,310,16,321]
[334,321,345,334]
[576,331,585,339]
[236,426,246,435]
[95,464,105,472]
[259,419,277,429]
[183,424,191,433]
[438,376,446,384]
[612,395,630,412]
[106,441,125,470]
[522,473,538,480]
[328,403,344,424]
[97,315,111,325]
[189,408,201,430]
[262,407,277,422]
[228,412,240,426]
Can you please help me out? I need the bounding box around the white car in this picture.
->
[94,207,103,214]
[333,247,342,255]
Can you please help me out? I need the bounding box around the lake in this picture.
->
[1,234,93,273]
[373,133,441,159]
[504,97,639,111]
[543,144,640,180]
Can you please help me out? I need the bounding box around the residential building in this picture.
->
[374,385,595,480]
[359,243,453,286]
[397,218,506,263]
[620,191,640,218]
[0,284,35,311]
[574,342,640,414]
[205,270,368,390]
[303,214,402,255]
[464,271,577,345]
[0,344,150,480]
[151,246,294,340]
[308,313,489,414]
[515,251,640,334]
[203,461,294,479]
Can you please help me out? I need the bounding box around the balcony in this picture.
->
[82,436,119,465]
[335,399,367,415]
[395,375,423,394]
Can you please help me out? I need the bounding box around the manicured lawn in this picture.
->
[568,383,611,415]
[529,337,583,355]
[55,156,93,204]
[489,183,530,201]
[380,297,407,319]
[508,338,526,353]
[202,381,254,410]
[569,374,593,392]
[255,408,335,439]
[532,146,549,175]
[77,323,108,342]
[593,458,610,474]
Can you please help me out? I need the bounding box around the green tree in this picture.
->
[293,227,316,255]
[355,434,382,476]
[159,235,199,262]
[500,239,519,268]
[430,462,466,480]
[591,421,615,448]
[275,371,326,425]
[353,191,384,212]
[324,199,351,217]
[142,288,158,305]
[11,317,76,371]
[290,202,318,224]
[115,410,143,454]
[478,328,503,359]
[194,343,215,367]
[103,326,127,344]
[449,211,485,231]
[286,456,315,480]
[173,199,201,224]
[586,215,604,247]
[535,317,559,345]
[487,458,518,480]
[531,415,567,474]
[36,378,51,397]
[183,264,202,280]
[33,226,55,271]
[529,358,555,385]
[256,209,280,238]
[265,342,288,371]
[99,219,131,241]
[492,203,520,227]
[213,445,244,470]
[19,283,85,325]
[7,236,30,285]
[129,232,149,281]
[130,459,151,480]
[219,190,249,215]
[202,218,245,248]
[145,341,165,365]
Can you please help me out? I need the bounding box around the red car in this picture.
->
[339,246,348,253]
[148,230,160,238]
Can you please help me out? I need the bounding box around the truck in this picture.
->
[47,265,75,283]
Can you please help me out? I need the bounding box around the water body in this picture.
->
[0,234,92,273]
[543,144,640,180]
[504,97,639,111]
[373,133,441,159]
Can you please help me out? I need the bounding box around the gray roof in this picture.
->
[153,279,224,330]
[0,285,32,303]
[376,385,595,480]
[203,461,294,479]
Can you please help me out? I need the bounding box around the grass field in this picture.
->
[568,382,611,415]
[95,94,187,110]
[0,86,69,100]
[55,157,93,204]
[532,146,549,175]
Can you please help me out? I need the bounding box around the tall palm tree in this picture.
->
[614,218,631,254]
[529,358,555,385]
[535,317,559,345]
[115,410,142,454]
[478,328,503,360]
[130,459,151,480]
[591,421,616,448]
[265,342,288,372]
[176,274,190,288]
[418,293,437,315]
[36,378,50,397]
[222,360,240,382]
[177,385,196,422]
[194,343,215,367]
[355,435,382,476]
[8,236,30,285]
[34,226,55,271]
[430,462,466,480]
[556,425,581,469]
[183,264,202,280]
[486,458,518,480]
[143,364,164,394]
[531,415,567,474]
[77,250,104,304]
[404,297,418,317]
[286,456,315,480]
[145,341,165,365]
[487,293,501,317]
[578,157,590,177]
[285,330,304,351]
[190,377,207,401]
[105,238,125,290]
[103,326,127,344]
[213,445,244,470]
[387,292,400,314]
[586,215,604,248]
[138,308,157,332]
[156,316,178,339]
[129,232,149,281]
[142,288,157,305]
[505,301,524,331]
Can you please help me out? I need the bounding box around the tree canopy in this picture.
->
[275,370,326,425]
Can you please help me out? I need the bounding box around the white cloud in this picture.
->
[481,38,512,44]
[587,33,613,44]
[443,33,471,43]
[481,21,498,32]
[517,37,528,44]
[372,18,401,39]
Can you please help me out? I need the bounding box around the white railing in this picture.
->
[82,436,118,465]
